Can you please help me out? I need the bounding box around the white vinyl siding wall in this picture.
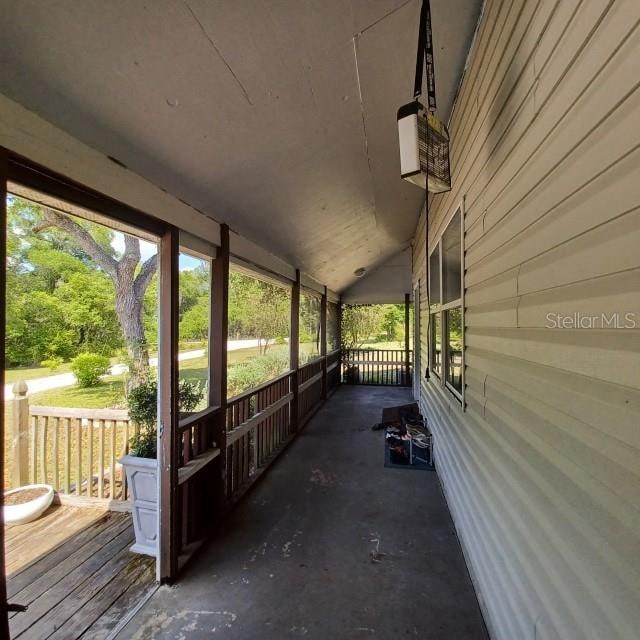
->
[411,1,640,639]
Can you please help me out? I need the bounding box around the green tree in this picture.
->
[341,305,383,348]
[6,195,157,387]
[228,271,289,353]
[382,304,404,341]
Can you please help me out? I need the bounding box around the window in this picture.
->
[429,208,463,400]
[299,290,321,363]
[178,252,211,411]
[327,301,340,351]
[227,268,291,397]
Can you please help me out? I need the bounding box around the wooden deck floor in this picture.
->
[5,504,156,640]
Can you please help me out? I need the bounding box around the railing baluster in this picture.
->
[123,419,129,500]
[30,415,38,484]
[40,417,48,485]
[98,419,105,499]
[76,418,82,495]
[87,419,93,497]
[64,418,71,494]
[109,419,116,499]
[53,417,59,491]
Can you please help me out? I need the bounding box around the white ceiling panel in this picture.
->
[0,0,481,291]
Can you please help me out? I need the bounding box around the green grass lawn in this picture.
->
[29,376,127,409]
[17,343,316,412]
[356,340,406,350]
[4,362,74,384]
[4,356,121,384]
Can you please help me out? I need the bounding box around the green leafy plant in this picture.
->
[127,379,204,458]
[41,356,64,372]
[71,353,111,387]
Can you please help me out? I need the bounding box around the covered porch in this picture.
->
[117,385,486,639]
[3,1,639,639]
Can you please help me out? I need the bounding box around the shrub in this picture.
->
[71,353,111,387]
[127,379,205,458]
[41,356,64,372]
[227,351,290,397]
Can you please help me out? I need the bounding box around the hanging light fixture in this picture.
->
[397,0,451,193]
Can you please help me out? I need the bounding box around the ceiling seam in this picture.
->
[351,35,377,228]
[183,1,253,106]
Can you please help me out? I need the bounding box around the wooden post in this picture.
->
[320,287,328,399]
[210,224,229,508]
[11,381,30,487]
[337,299,343,383]
[0,147,10,637]
[290,270,300,431]
[404,293,411,387]
[158,225,180,582]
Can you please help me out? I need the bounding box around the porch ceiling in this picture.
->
[0,0,480,291]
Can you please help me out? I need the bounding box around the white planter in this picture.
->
[120,455,158,557]
[4,484,54,525]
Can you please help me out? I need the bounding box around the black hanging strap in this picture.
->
[413,0,437,112]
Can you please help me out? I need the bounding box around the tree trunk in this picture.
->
[115,283,150,391]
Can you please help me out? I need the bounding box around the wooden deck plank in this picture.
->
[9,516,132,613]
[7,511,127,600]
[3,506,61,543]
[48,553,155,640]
[5,505,107,575]
[77,558,155,640]
[4,505,77,549]
[5,505,155,640]
[18,542,141,640]
[9,527,134,637]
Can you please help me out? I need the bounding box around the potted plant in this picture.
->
[121,379,203,556]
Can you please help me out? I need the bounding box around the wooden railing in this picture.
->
[298,358,323,425]
[341,348,413,386]
[326,349,341,392]
[10,392,133,506]
[225,371,293,500]
[176,405,221,559]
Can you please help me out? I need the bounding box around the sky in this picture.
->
[110,233,205,271]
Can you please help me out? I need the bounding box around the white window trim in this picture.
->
[427,201,465,407]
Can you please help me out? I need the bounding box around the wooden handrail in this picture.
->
[226,392,294,445]
[226,369,294,405]
[178,405,221,432]
[29,406,129,420]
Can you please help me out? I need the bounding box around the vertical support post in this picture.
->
[158,225,180,582]
[337,299,343,383]
[290,270,300,431]
[210,224,229,508]
[0,148,11,637]
[11,381,29,487]
[404,293,411,387]
[320,286,327,399]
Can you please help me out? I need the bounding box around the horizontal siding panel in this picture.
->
[413,3,640,638]
[453,0,584,223]
[468,326,640,389]
[484,376,640,506]
[465,298,518,327]
[465,267,519,307]
[469,70,640,270]
[517,208,640,294]
[517,268,640,328]
[427,383,640,640]
[465,145,640,286]
[466,1,636,222]
[466,347,640,449]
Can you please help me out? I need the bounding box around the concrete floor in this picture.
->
[119,386,488,640]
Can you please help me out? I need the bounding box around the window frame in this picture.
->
[428,204,465,405]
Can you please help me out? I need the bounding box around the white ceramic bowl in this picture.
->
[4,484,54,525]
